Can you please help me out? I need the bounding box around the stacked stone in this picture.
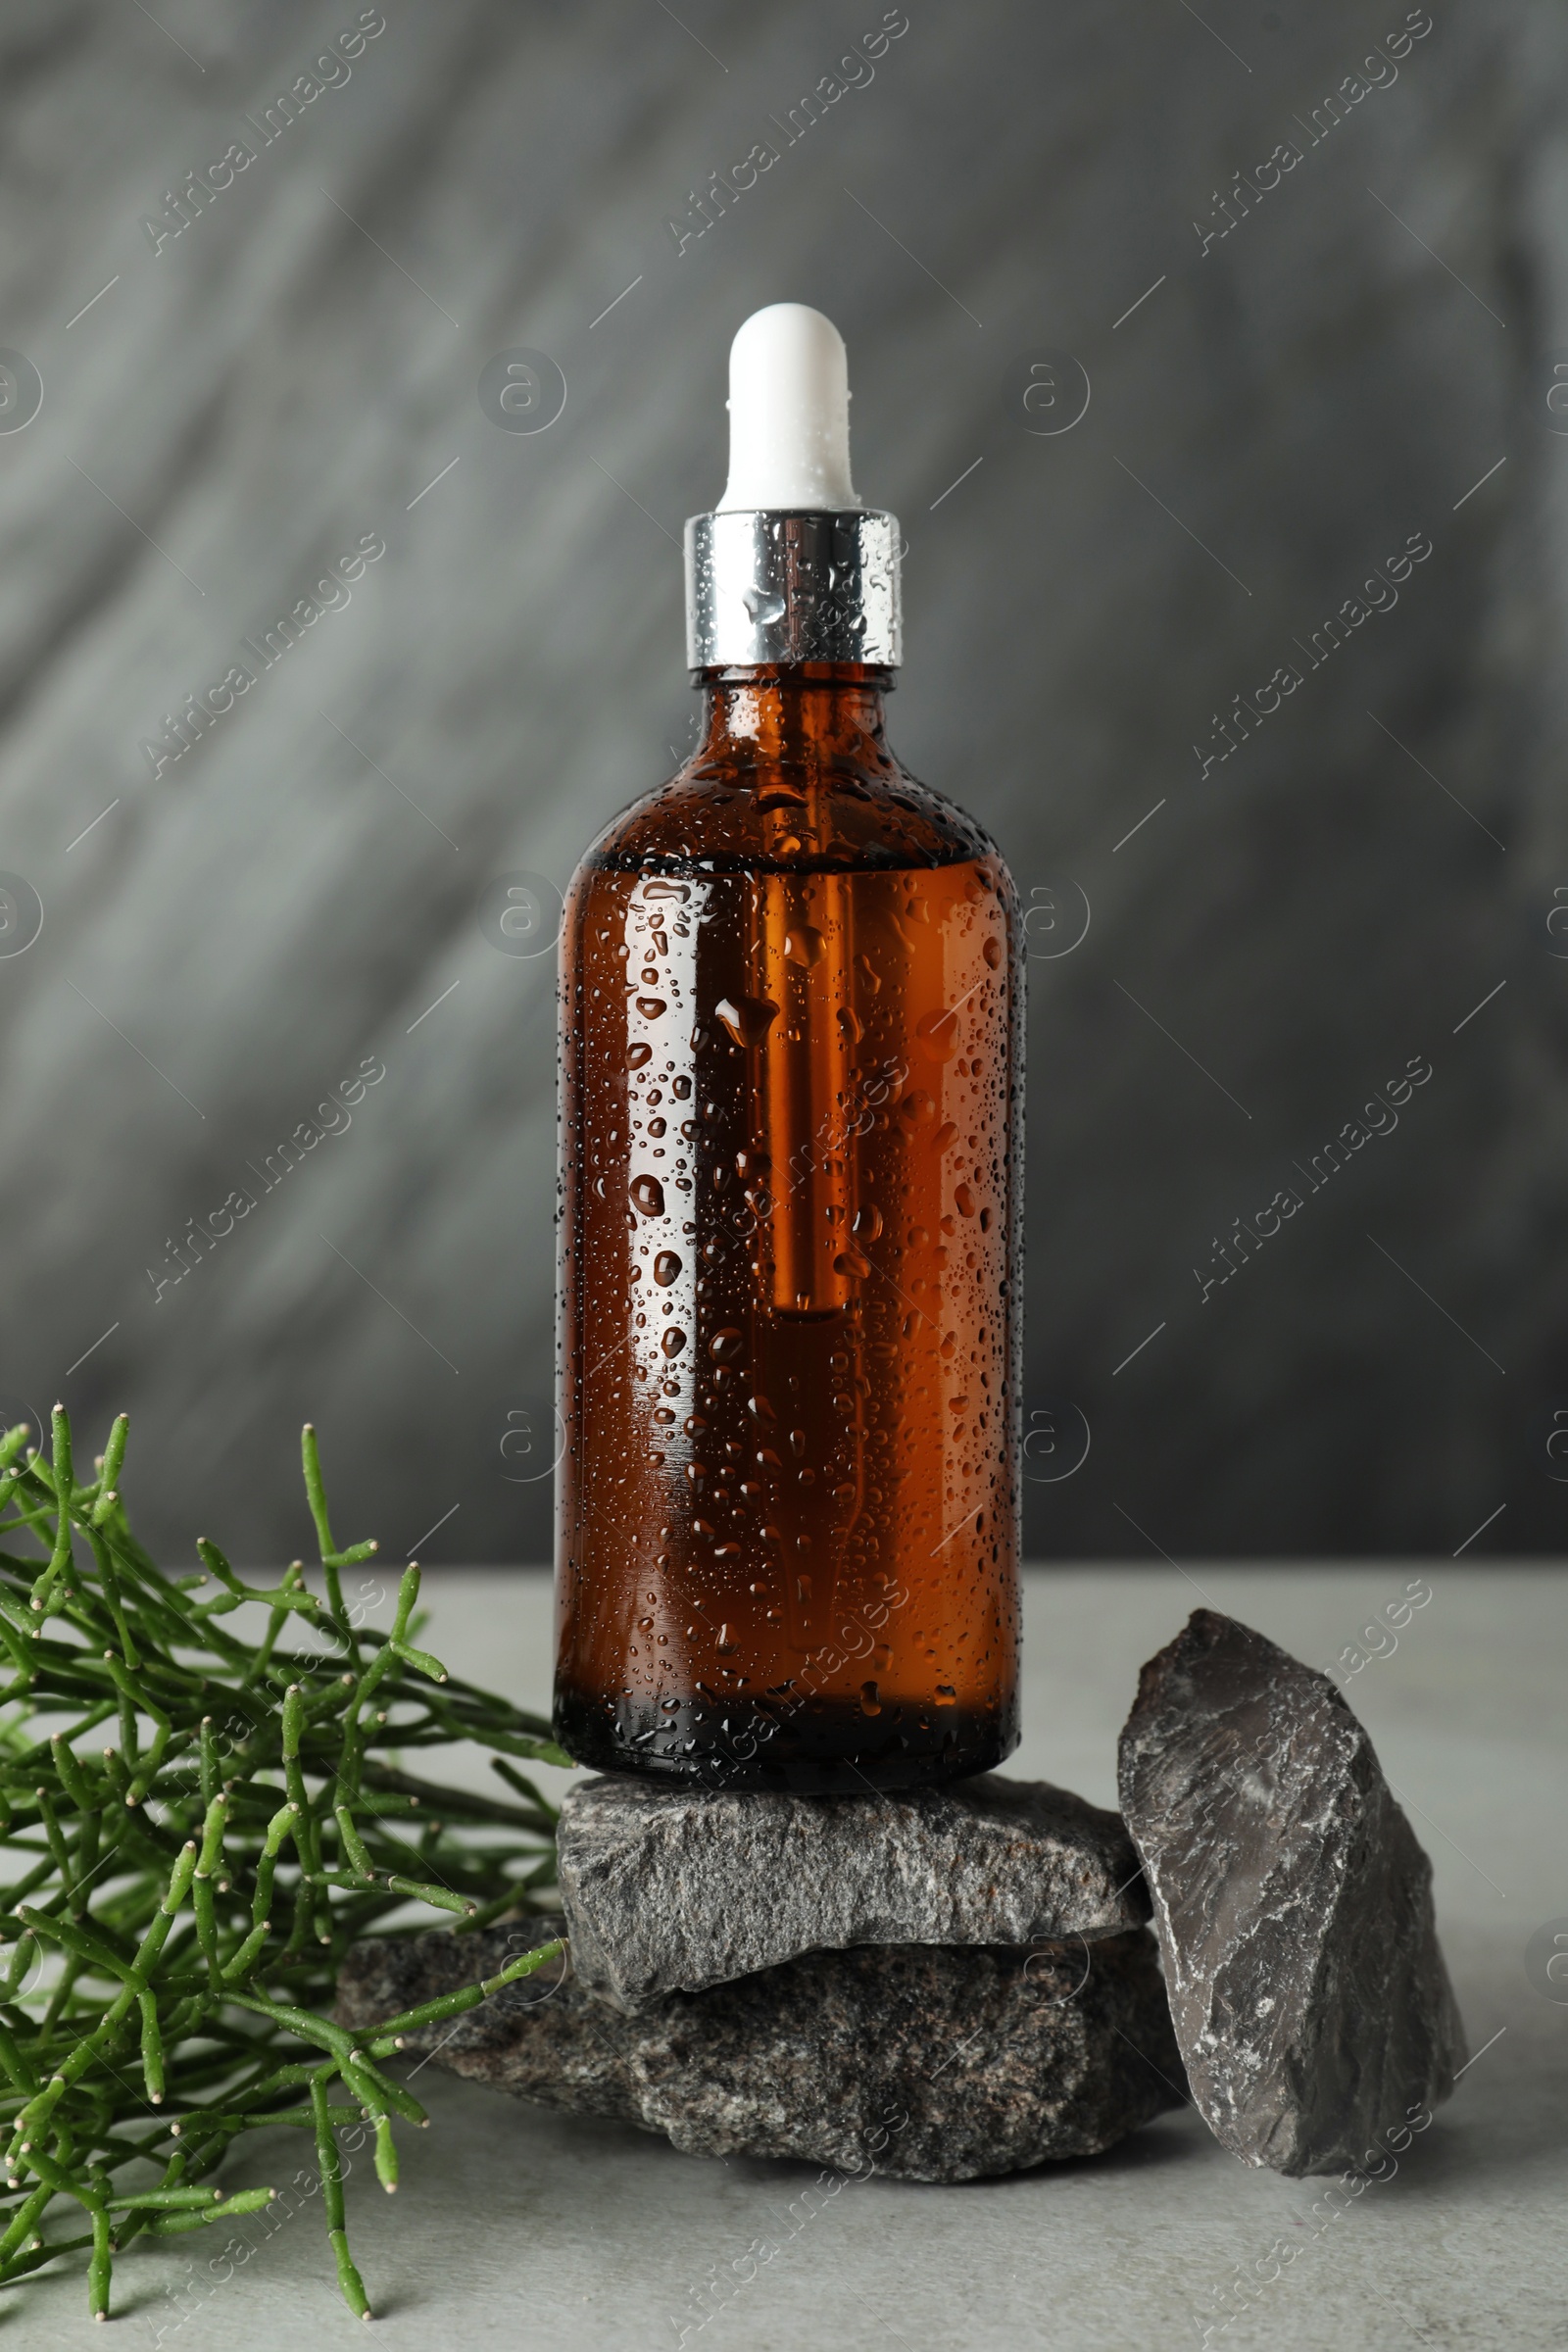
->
[336,1612,1466,2183]
[338,1777,1182,2181]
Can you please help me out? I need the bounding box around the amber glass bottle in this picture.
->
[553,307,1022,1790]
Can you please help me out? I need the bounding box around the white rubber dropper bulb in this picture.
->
[716,303,859,513]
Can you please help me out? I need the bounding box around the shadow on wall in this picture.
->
[0,0,1558,1564]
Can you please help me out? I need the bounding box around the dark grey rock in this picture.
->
[335,1920,1186,2182]
[1117,1609,1466,2178]
[557,1772,1150,2011]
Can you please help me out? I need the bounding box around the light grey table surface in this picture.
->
[19,1566,1566,2351]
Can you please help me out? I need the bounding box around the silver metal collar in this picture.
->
[684,509,902,671]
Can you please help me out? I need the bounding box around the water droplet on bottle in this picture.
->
[915,1006,961,1060]
[955,1183,977,1217]
[785,926,825,967]
[714,995,780,1047]
[635,996,666,1018]
[626,1043,653,1068]
[852,1204,884,1241]
[653,1250,682,1286]
[834,1250,871,1279]
[983,935,1004,969]
[662,1326,687,1357]
[709,1327,744,1363]
[630,1174,665,1218]
[859,1681,881,1716]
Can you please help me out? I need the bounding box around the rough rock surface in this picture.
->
[556,1773,1150,2012]
[1118,1610,1467,2178]
[336,1920,1185,2182]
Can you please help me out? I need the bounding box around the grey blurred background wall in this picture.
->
[0,0,1563,1567]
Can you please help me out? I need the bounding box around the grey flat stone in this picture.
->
[555,1772,1150,2011]
[1117,1609,1466,2178]
[335,1920,1185,2183]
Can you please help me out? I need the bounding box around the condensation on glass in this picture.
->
[553,663,1023,1790]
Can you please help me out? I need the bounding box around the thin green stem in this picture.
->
[0,1409,560,2322]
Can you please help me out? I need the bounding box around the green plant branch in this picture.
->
[0,1408,568,2322]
